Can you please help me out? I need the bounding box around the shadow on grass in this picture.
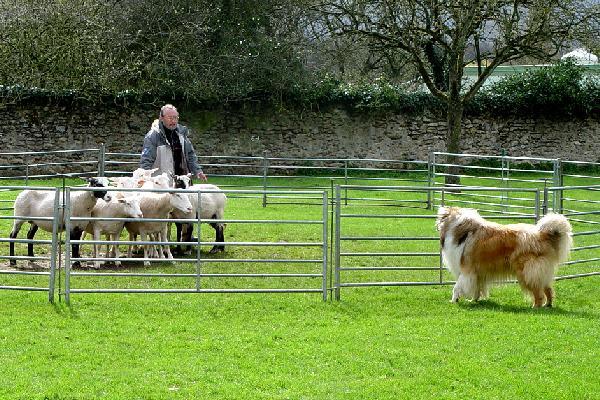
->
[457,299,599,320]
[51,299,80,318]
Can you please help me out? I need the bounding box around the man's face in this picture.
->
[160,109,179,130]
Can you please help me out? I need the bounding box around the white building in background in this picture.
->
[461,49,599,88]
[561,48,599,65]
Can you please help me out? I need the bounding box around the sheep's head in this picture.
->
[132,168,158,180]
[174,173,192,189]
[171,193,193,214]
[117,194,143,219]
[87,177,111,202]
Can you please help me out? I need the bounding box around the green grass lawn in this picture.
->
[1,279,598,399]
[0,175,599,399]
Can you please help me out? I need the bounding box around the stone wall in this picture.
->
[0,103,598,174]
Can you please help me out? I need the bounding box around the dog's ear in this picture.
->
[437,206,449,218]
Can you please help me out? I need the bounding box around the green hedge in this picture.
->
[1,60,598,118]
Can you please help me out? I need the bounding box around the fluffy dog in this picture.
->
[436,206,572,307]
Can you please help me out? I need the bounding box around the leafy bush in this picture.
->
[478,59,597,117]
[284,77,445,115]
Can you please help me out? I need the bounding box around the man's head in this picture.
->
[159,104,179,130]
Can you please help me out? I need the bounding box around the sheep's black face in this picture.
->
[88,177,111,201]
[174,176,186,189]
[173,174,190,189]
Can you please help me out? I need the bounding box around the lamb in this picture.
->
[83,193,143,268]
[9,177,111,267]
[133,167,158,180]
[125,191,193,265]
[171,184,227,255]
[126,171,177,257]
[110,168,160,189]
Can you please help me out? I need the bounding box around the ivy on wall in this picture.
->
[1,61,598,118]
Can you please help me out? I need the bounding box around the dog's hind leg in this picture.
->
[543,286,554,307]
[531,287,545,308]
[472,276,485,302]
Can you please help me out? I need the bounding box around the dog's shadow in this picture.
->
[457,299,599,320]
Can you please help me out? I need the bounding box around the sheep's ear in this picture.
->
[117,197,127,203]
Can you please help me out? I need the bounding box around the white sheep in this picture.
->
[109,168,159,189]
[133,167,159,180]
[171,183,227,255]
[83,193,143,268]
[9,177,111,267]
[125,191,193,265]
[126,171,176,257]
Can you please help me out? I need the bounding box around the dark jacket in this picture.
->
[140,120,202,176]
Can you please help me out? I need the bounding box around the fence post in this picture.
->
[427,152,434,209]
[262,151,269,208]
[334,185,341,300]
[542,186,549,216]
[553,158,563,213]
[196,190,203,292]
[64,187,72,305]
[344,160,348,206]
[321,191,328,301]
[48,188,61,303]
[98,143,106,177]
[535,189,541,222]
[501,149,508,212]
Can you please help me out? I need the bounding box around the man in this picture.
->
[140,104,207,181]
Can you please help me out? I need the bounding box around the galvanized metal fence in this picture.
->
[333,184,600,299]
[0,148,103,182]
[61,187,329,304]
[0,186,61,301]
[1,148,600,303]
[102,149,430,206]
[333,185,541,299]
[547,184,600,280]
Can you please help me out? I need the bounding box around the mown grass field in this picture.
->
[0,174,599,399]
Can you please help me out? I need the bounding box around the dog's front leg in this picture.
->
[451,275,464,303]
[451,283,461,302]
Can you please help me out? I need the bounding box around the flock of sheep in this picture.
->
[8,168,227,268]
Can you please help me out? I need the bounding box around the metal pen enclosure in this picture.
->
[1,147,599,303]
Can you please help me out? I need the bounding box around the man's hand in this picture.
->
[196,172,208,181]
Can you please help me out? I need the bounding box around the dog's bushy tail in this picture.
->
[537,213,573,264]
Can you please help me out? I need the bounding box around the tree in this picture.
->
[314,0,600,184]
[0,0,312,105]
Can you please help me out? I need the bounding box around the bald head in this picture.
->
[159,104,179,130]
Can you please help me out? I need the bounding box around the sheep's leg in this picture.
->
[209,218,225,254]
[162,227,174,260]
[127,232,134,258]
[152,233,162,259]
[112,233,122,266]
[150,233,161,258]
[70,227,83,268]
[174,222,184,255]
[26,224,39,259]
[103,233,111,260]
[141,232,150,266]
[131,233,140,255]
[9,220,24,266]
[93,228,101,269]
[181,223,193,255]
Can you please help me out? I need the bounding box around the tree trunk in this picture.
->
[445,98,463,187]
